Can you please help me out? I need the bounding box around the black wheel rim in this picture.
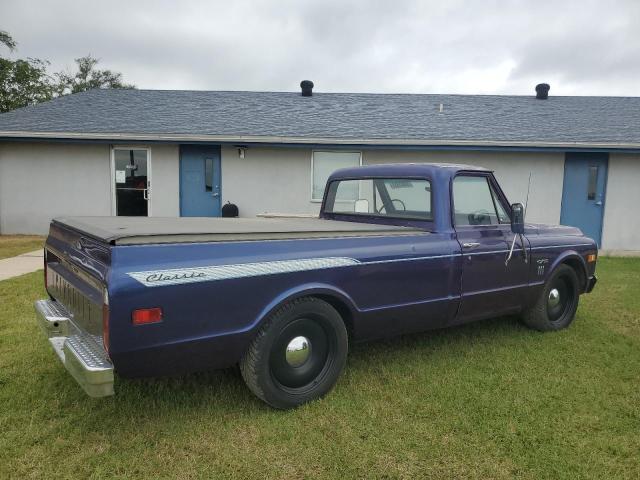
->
[546,275,574,322]
[269,316,336,392]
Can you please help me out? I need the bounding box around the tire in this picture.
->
[522,264,580,331]
[240,297,348,409]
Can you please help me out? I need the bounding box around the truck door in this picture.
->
[452,173,529,323]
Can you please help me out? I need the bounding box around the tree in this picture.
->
[0,58,54,112]
[1,31,53,112]
[0,57,53,112]
[0,30,134,112]
[0,30,17,51]
[54,55,134,96]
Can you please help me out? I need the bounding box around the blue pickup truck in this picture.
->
[35,163,598,408]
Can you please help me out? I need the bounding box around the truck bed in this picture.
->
[53,216,426,245]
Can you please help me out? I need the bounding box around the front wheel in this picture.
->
[522,264,580,331]
[240,297,348,409]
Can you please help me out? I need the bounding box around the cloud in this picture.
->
[0,0,638,96]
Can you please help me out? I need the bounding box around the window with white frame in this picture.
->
[311,151,361,201]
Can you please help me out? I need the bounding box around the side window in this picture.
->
[453,175,507,226]
[489,183,510,223]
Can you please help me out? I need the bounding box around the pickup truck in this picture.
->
[35,163,598,409]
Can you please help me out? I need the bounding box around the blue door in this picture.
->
[180,145,221,216]
[560,153,608,246]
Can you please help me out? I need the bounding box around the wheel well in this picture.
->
[561,257,587,292]
[315,294,355,341]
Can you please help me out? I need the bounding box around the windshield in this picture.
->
[324,178,432,221]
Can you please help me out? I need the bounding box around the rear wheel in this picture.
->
[240,297,348,409]
[522,264,580,331]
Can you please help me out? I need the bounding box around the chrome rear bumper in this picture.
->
[35,299,114,397]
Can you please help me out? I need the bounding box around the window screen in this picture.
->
[312,152,361,200]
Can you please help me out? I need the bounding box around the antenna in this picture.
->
[523,172,532,220]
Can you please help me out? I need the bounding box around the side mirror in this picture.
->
[511,203,525,234]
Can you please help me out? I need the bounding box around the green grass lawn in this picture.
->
[0,235,45,260]
[0,258,638,479]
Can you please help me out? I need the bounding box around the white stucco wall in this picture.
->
[221,146,321,217]
[0,142,112,234]
[221,147,564,225]
[149,144,180,217]
[600,153,640,251]
[0,142,179,234]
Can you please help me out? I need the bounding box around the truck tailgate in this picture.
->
[35,221,114,397]
[44,222,111,336]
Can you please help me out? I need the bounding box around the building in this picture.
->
[0,82,638,251]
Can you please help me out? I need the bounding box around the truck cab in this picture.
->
[322,163,596,323]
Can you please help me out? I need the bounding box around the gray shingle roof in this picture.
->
[0,88,638,146]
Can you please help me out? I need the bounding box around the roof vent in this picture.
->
[300,80,314,97]
[535,83,550,100]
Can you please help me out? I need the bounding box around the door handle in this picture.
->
[595,201,602,206]
[462,242,480,249]
[143,188,149,200]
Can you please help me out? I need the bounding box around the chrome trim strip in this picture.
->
[463,244,593,256]
[462,283,530,296]
[465,249,510,256]
[360,294,460,312]
[531,244,593,249]
[128,257,361,287]
[363,253,460,265]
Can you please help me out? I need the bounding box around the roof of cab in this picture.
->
[328,162,490,180]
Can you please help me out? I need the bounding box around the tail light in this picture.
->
[102,290,110,354]
[132,308,163,325]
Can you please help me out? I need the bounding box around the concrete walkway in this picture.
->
[0,249,44,282]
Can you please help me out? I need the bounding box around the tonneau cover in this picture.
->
[53,216,426,245]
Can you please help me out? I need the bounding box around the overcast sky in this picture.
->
[1,0,638,96]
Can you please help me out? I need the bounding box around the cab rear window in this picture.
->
[324,178,432,220]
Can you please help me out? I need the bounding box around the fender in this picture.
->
[548,249,589,287]
[251,282,360,334]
